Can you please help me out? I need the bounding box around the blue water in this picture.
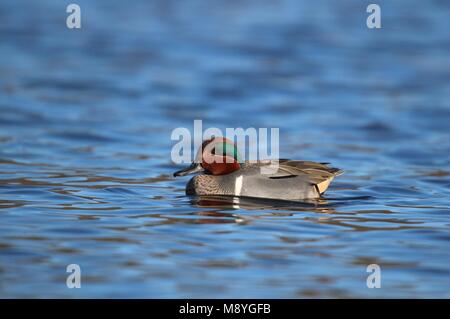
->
[0,0,449,298]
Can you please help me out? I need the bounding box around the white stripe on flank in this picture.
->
[232,197,240,209]
[235,175,243,196]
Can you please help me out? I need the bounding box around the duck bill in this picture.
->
[173,163,204,177]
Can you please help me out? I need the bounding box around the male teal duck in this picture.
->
[174,137,343,201]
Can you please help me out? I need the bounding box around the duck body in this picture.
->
[185,159,342,201]
[174,138,343,201]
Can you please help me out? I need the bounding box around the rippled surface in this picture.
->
[1,0,449,298]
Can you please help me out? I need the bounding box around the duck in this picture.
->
[173,137,343,201]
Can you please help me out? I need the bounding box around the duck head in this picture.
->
[173,137,242,177]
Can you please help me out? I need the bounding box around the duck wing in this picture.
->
[278,159,343,175]
[246,159,343,194]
